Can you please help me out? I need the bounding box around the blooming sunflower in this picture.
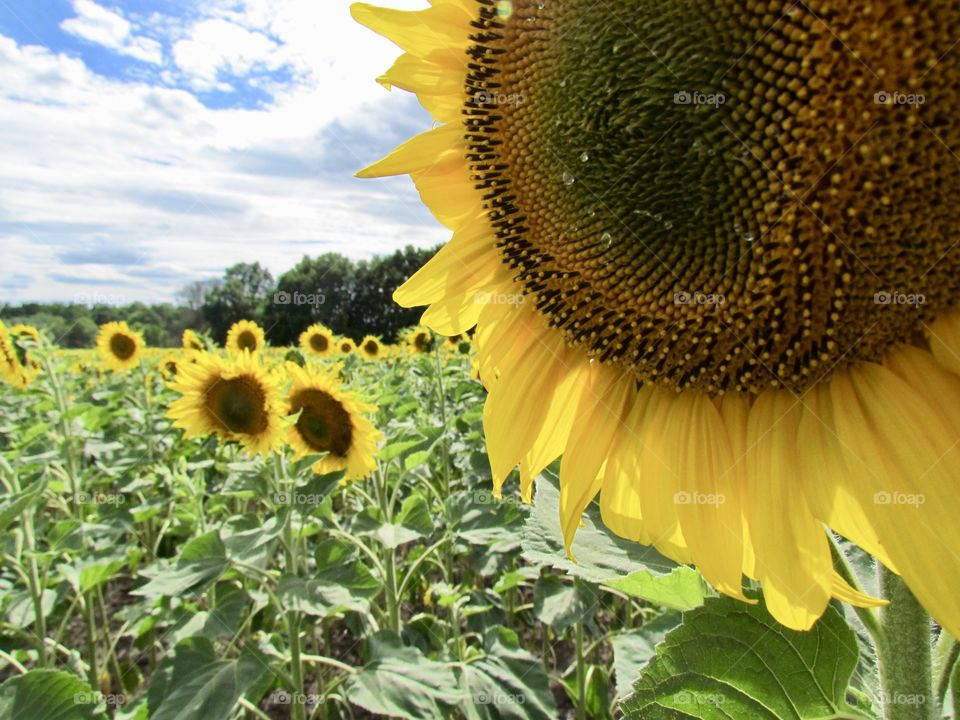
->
[167,350,284,456]
[159,354,180,381]
[0,322,41,388]
[354,0,960,635]
[96,321,144,372]
[358,335,383,360]
[182,329,205,352]
[285,362,382,479]
[338,337,357,355]
[405,326,435,354]
[299,323,335,359]
[225,320,266,355]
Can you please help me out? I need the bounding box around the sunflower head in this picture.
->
[167,350,285,456]
[159,354,180,381]
[0,322,42,388]
[96,321,144,372]
[299,323,334,358]
[225,320,266,355]
[182,329,206,352]
[338,337,357,355]
[354,0,960,638]
[285,362,382,479]
[358,335,382,360]
[406,326,435,354]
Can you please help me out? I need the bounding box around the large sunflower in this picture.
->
[358,335,383,360]
[354,1,960,635]
[225,320,266,355]
[299,323,334,359]
[0,322,41,389]
[285,363,381,479]
[96,321,144,372]
[167,350,284,456]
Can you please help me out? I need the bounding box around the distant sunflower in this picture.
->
[406,326,435,354]
[358,335,382,360]
[182,329,205,352]
[167,350,284,456]
[0,322,41,388]
[225,320,266,355]
[96,321,144,372]
[354,0,960,635]
[338,337,356,355]
[299,323,334,358]
[159,354,180,381]
[285,363,381,479]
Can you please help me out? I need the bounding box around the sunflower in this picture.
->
[0,322,41,388]
[225,320,266,355]
[358,335,383,360]
[182,329,205,352]
[96,321,144,372]
[354,1,960,636]
[167,350,284,456]
[285,363,382,479]
[338,337,357,355]
[299,323,334,359]
[159,354,180,381]
[405,326,435,354]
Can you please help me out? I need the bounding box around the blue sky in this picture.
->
[0,0,446,304]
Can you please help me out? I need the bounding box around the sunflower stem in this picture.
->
[575,619,587,720]
[877,566,934,720]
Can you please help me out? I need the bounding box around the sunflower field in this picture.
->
[0,318,953,720]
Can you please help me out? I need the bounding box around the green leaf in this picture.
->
[0,485,44,533]
[0,670,101,720]
[458,627,557,720]
[532,576,597,631]
[396,492,435,536]
[611,615,680,701]
[133,531,228,598]
[146,637,268,720]
[620,597,870,719]
[561,665,614,720]
[346,631,460,719]
[522,473,705,610]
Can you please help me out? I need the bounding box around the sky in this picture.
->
[0,0,447,305]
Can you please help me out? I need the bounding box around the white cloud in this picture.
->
[0,0,448,305]
[60,0,163,65]
[172,19,283,91]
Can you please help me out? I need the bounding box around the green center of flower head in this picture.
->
[109,334,136,361]
[310,333,329,352]
[468,0,960,395]
[291,388,353,457]
[237,331,259,351]
[206,377,267,434]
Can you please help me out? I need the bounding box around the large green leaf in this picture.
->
[611,615,680,701]
[146,637,269,720]
[620,597,870,719]
[0,485,44,533]
[132,531,228,598]
[346,631,460,719]
[522,473,705,610]
[532,576,597,632]
[0,670,100,720]
[458,628,557,720]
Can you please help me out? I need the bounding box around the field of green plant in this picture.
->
[0,328,951,720]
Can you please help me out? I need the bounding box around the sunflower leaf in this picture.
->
[0,670,101,720]
[521,472,705,610]
[620,596,872,719]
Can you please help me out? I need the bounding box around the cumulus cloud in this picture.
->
[0,0,446,304]
[60,0,163,65]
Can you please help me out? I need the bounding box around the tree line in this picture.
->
[1,246,437,348]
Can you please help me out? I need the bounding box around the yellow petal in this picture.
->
[356,122,463,178]
[350,2,472,63]
[926,308,960,376]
